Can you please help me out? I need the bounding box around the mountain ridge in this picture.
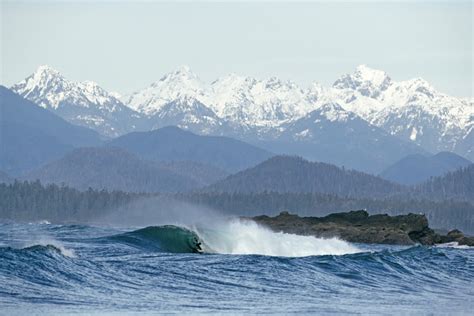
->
[205,155,405,198]
[11,65,473,166]
[0,86,102,175]
[11,65,148,137]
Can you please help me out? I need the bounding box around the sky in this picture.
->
[1,1,472,97]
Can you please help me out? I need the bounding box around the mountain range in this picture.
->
[11,66,147,137]
[9,65,474,172]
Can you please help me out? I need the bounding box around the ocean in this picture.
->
[0,220,473,315]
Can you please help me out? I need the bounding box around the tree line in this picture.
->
[1,180,473,234]
[0,180,139,222]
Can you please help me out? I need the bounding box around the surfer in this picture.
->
[193,237,202,253]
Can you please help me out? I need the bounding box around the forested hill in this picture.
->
[106,126,273,172]
[24,147,225,193]
[380,152,472,185]
[205,156,405,198]
[415,164,474,202]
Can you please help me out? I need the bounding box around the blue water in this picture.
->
[0,222,473,315]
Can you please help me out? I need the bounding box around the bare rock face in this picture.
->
[251,210,474,246]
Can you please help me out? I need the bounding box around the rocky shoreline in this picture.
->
[251,210,474,246]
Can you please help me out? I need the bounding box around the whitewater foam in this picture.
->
[196,219,360,257]
[28,220,51,225]
[435,242,472,249]
[24,238,76,258]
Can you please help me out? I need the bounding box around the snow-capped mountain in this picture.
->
[11,64,473,169]
[333,64,392,98]
[12,65,146,137]
[271,102,426,172]
[123,67,319,131]
[124,64,472,158]
[204,74,316,128]
[330,66,473,157]
[123,65,206,116]
[148,95,226,135]
[119,64,472,162]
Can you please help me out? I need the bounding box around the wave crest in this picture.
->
[197,219,360,257]
[115,220,360,257]
[22,240,76,258]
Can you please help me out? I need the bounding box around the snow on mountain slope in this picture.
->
[333,64,392,98]
[124,68,319,131]
[204,74,316,128]
[330,66,473,153]
[12,64,472,161]
[123,65,206,116]
[11,65,145,137]
[148,95,226,135]
[122,64,472,158]
[269,102,427,173]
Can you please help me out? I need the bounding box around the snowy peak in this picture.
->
[310,102,354,123]
[124,65,205,115]
[12,65,69,109]
[12,65,121,110]
[386,77,438,103]
[155,65,201,87]
[355,64,391,86]
[11,65,143,137]
[149,95,224,135]
[32,64,63,81]
[333,64,392,98]
[164,64,196,78]
[207,74,313,127]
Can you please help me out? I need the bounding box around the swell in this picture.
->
[105,225,203,253]
[0,243,75,258]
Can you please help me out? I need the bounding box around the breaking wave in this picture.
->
[111,220,360,257]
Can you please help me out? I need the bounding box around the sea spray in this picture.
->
[195,219,360,257]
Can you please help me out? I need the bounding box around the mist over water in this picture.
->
[95,195,227,228]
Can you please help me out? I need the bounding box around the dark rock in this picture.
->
[447,229,464,239]
[250,210,472,246]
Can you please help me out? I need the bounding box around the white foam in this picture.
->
[435,242,471,249]
[28,220,51,225]
[196,219,360,257]
[25,238,76,258]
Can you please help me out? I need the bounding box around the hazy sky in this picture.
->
[1,1,472,97]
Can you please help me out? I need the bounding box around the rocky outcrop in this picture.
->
[251,210,474,246]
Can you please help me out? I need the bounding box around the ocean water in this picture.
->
[0,220,473,315]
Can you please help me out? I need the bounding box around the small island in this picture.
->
[252,210,474,246]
